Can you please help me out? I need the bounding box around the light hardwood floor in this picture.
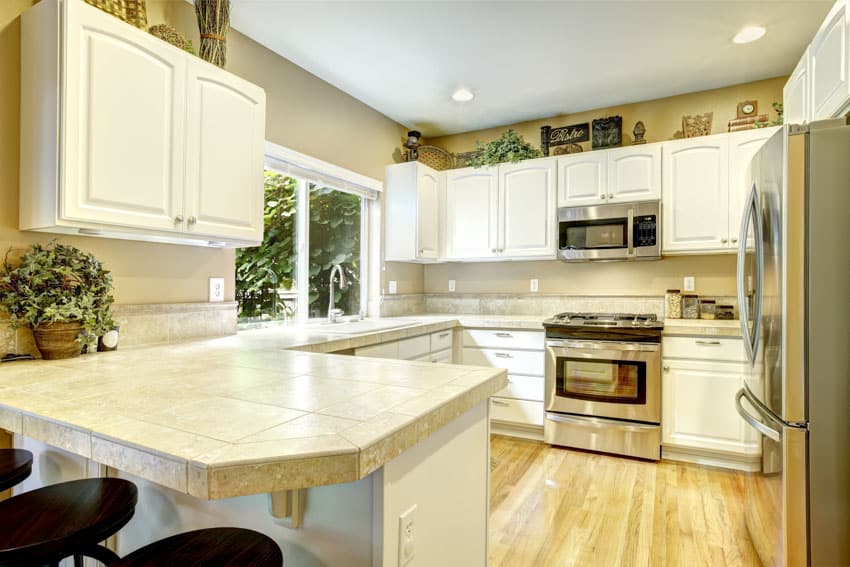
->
[489,435,770,567]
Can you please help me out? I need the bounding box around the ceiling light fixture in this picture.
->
[452,88,474,102]
[733,26,766,44]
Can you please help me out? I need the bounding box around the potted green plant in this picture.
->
[467,129,542,167]
[0,242,115,360]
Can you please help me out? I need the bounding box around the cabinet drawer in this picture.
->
[494,374,544,402]
[490,397,544,426]
[398,335,430,360]
[462,329,543,350]
[430,330,453,353]
[462,348,544,376]
[355,342,398,359]
[431,349,453,364]
[662,336,746,362]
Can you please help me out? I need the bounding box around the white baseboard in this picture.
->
[491,421,544,442]
[662,445,761,472]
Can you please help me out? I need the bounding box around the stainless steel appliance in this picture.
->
[735,119,850,567]
[557,200,660,261]
[543,313,662,460]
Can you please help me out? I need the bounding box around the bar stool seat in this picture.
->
[113,528,283,566]
[0,477,137,566]
[0,449,33,492]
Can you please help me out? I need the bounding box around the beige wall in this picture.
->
[429,76,786,153]
[0,0,415,305]
[423,77,786,297]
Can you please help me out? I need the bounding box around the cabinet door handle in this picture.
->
[188,216,197,225]
[493,352,513,359]
[491,400,510,407]
[438,332,450,338]
[175,215,185,223]
[695,340,721,346]
[663,366,670,372]
[494,332,513,338]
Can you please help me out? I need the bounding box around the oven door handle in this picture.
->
[547,340,659,352]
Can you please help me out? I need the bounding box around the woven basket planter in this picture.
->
[33,322,84,360]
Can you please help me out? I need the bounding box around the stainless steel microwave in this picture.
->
[558,201,661,261]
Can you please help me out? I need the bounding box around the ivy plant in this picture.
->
[0,242,115,336]
[467,129,542,167]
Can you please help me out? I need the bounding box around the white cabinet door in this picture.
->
[728,127,779,248]
[417,166,440,259]
[662,136,729,253]
[498,159,556,258]
[810,0,849,120]
[184,58,265,243]
[556,153,607,207]
[62,0,185,231]
[662,360,760,456]
[445,166,499,259]
[606,143,662,203]
[784,49,811,125]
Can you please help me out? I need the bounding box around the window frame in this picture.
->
[258,142,382,325]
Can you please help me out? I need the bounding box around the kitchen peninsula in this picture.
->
[0,328,506,566]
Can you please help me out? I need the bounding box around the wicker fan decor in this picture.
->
[84,0,147,29]
[417,146,454,171]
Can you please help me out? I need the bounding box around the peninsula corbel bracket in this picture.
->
[269,489,305,528]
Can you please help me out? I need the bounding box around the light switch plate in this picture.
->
[683,276,695,292]
[448,279,456,292]
[388,280,398,294]
[209,277,224,302]
[530,279,539,292]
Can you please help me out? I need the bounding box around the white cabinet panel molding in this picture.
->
[557,153,607,207]
[606,143,662,203]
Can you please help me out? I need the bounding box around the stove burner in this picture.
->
[544,312,663,329]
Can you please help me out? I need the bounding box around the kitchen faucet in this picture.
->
[327,264,348,323]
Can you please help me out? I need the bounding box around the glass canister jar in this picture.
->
[682,294,700,319]
[716,304,735,320]
[665,289,682,319]
[700,299,716,320]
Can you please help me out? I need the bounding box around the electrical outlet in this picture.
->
[398,505,416,566]
[208,277,224,302]
[530,279,539,293]
[448,279,456,292]
[683,276,695,292]
[388,280,398,294]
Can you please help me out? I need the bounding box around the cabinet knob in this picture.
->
[731,237,738,244]
[608,193,614,199]
[491,248,498,253]
[188,216,197,225]
[721,237,728,243]
[175,215,184,223]
[663,366,670,372]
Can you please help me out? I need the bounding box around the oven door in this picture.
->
[545,339,661,423]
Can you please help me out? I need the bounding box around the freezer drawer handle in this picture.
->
[735,388,782,442]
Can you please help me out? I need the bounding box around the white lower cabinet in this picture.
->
[462,328,545,433]
[661,336,762,471]
[354,328,454,363]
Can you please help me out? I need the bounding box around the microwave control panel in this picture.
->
[633,215,657,247]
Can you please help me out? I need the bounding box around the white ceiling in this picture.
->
[231,1,832,137]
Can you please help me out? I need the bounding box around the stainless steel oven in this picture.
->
[543,312,662,460]
[558,200,660,262]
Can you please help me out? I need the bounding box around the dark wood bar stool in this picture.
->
[113,527,283,566]
[0,477,137,566]
[0,449,33,492]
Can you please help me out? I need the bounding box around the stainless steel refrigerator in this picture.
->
[735,119,850,567]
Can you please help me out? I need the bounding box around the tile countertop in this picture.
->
[0,331,506,500]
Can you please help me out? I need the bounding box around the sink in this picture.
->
[301,319,417,335]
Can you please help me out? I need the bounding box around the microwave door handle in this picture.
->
[627,208,634,256]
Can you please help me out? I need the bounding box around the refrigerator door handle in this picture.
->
[736,183,764,365]
[735,388,782,442]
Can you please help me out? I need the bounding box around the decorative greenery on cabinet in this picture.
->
[467,129,542,167]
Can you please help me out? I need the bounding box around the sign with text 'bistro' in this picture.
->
[540,123,589,156]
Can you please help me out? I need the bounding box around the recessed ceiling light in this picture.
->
[733,26,766,44]
[452,88,474,102]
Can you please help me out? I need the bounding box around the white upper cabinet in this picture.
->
[557,153,607,207]
[498,159,556,258]
[662,135,729,253]
[784,49,811,124]
[728,127,780,244]
[445,166,499,259]
[184,59,265,242]
[60,0,185,232]
[19,0,266,247]
[606,143,662,203]
[385,161,442,261]
[810,0,849,120]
